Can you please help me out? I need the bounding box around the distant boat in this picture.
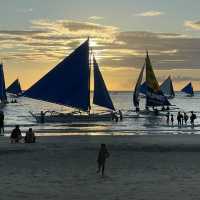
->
[133,52,171,112]
[0,63,7,107]
[7,78,22,96]
[23,39,116,123]
[181,82,194,96]
[160,76,175,99]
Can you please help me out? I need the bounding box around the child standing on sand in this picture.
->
[97,144,110,176]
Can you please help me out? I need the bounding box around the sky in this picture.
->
[1,0,200,91]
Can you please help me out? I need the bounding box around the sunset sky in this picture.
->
[1,0,200,91]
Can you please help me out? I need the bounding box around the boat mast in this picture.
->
[0,62,3,102]
[145,51,148,109]
[88,37,91,115]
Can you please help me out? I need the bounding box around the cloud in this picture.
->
[89,16,104,20]
[0,20,120,62]
[172,75,200,82]
[31,19,118,40]
[16,8,33,13]
[184,20,200,30]
[136,10,164,17]
[1,19,200,90]
[0,19,200,71]
[112,30,200,69]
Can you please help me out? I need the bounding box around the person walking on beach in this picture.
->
[0,110,4,135]
[166,112,170,125]
[10,125,22,143]
[97,144,110,176]
[184,112,188,125]
[190,111,196,128]
[177,112,182,127]
[171,114,174,126]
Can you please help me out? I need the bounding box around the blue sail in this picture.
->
[93,57,115,110]
[145,52,171,107]
[0,64,7,102]
[7,79,22,96]
[23,39,90,111]
[160,76,175,98]
[139,81,147,95]
[181,82,194,96]
[133,64,145,107]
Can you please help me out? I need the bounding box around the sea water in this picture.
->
[3,92,200,135]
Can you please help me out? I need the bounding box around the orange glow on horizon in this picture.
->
[4,59,200,92]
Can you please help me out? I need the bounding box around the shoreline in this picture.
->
[2,134,200,151]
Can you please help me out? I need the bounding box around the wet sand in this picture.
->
[1,134,200,200]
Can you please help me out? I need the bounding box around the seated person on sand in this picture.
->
[10,125,22,143]
[24,128,36,143]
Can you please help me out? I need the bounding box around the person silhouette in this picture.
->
[40,111,45,123]
[118,110,123,121]
[190,111,196,128]
[177,112,182,127]
[171,114,174,126]
[166,112,170,124]
[10,125,22,143]
[24,128,36,143]
[184,112,188,125]
[180,112,184,125]
[97,144,110,176]
[0,111,4,135]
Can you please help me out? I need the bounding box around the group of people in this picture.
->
[0,110,36,143]
[165,111,196,127]
[10,125,36,143]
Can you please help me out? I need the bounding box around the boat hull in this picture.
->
[31,112,113,123]
[0,102,7,109]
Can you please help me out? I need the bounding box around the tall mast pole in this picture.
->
[145,51,148,109]
[88,37,91,115]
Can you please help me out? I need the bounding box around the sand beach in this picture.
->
[1,134,200,200]
[0,0,200,199]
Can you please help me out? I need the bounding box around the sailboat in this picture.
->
[181,82,194,96]
[160,76,175,99]
[7,78,22,96]
[133,52,171,113]
[23,39,116,123]
[0,63,7,107]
